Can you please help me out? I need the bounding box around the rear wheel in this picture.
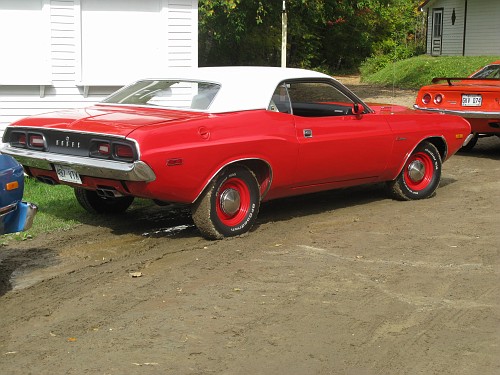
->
[192,166,260,240]
[74,188,134,214]
[387,141,442,201]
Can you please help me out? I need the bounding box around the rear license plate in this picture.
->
[461,94,482,107]
[55,165,82,184]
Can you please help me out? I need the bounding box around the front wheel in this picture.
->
[191,166,260,240]
[387,141,442,201]
[74,188,134,214]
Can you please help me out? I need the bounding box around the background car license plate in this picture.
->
[461,94,482,107]
[55,165,82,184]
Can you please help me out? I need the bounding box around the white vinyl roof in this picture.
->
[141,66,335,113]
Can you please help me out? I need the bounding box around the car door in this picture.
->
[285,80,394,187]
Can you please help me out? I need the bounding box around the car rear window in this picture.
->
[102,80,220,110]
[471,65,500,79]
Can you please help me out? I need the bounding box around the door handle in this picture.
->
[303,129,313,138]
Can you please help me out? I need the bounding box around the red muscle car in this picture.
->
[414,60,500,150]
[2,67,470,239]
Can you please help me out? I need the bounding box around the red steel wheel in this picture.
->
[215,177,252,227]
[403,151,434,191]
[192,165,260,239]
[387,141,442,201]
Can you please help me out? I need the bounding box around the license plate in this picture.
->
[461,94,482,107]
[55,165,82,184]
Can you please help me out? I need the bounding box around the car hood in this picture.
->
[369,103,415,115]
[12,105,209,137]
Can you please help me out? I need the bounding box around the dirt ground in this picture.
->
[1,78,499,375]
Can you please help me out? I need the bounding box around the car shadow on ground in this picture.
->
[75,181,456,240]
[458,136,500,160]
[0,177,459,295]
[67,183,390,239]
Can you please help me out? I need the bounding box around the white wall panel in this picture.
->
[0,0,198,141]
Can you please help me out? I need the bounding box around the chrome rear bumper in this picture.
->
[1,146,156,182]
[414,105,500,119]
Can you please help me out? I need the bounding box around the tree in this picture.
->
[198,0,425,71]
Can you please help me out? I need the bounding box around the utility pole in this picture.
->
[281,0,287,68]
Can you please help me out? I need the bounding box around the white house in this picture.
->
[419,0,500,56]
[0,0,198,140]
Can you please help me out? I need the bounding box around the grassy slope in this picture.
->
[361,55,500,89]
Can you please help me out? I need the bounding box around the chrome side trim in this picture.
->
[462,133,476,147]
[414,105,500,119]
[0,202,17,218]
[2,146,156,182]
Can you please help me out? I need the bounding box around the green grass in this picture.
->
[360,55,500,89]
[2,177,152,244]
[2,177,88,244]
[21,177,87,234]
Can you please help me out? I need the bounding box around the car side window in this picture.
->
[286,81,355,117]
[471,65,500,79]
[268,83,292,114]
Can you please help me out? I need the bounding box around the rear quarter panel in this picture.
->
[127,111,299,203]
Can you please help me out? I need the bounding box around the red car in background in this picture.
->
[414,61,500,150]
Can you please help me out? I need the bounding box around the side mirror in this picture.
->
[352,103,365,117]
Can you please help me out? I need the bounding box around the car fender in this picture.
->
[192,157,274,204]
[387,135,447,181]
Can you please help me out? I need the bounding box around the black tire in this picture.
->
[387,141,442,201]
[191,166,260,240]
[460,133,478,152]
[74,188,134,214]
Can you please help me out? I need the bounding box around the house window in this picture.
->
[78,0,196,86]
[433,10,443,38]
[0,0,51,85]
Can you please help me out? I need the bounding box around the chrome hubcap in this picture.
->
[407,160,425,182]
[219,188,240,215]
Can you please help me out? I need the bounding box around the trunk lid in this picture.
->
[12,105,209,137]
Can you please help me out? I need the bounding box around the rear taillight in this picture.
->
[10,131,45,150]
[98,142,111,156]
[29,134,45,149]
[114,144,134,160]
[18,134,27,147]
[90,139,137,162]
[422,93,432,105]
[434,94,443,104]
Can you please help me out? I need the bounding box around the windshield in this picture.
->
[101,80,220,110]
[470,65,500,79]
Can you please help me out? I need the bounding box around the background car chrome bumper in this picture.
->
[462,133,476,147]
[2,146,156,182]
[414,105,500,119]
[0,201,38,234]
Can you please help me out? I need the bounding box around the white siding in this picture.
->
[425,0,500,56]
[441,0,465,56]
[425,0,465,56]
[0,0,198,141]
[464,0,500,55]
